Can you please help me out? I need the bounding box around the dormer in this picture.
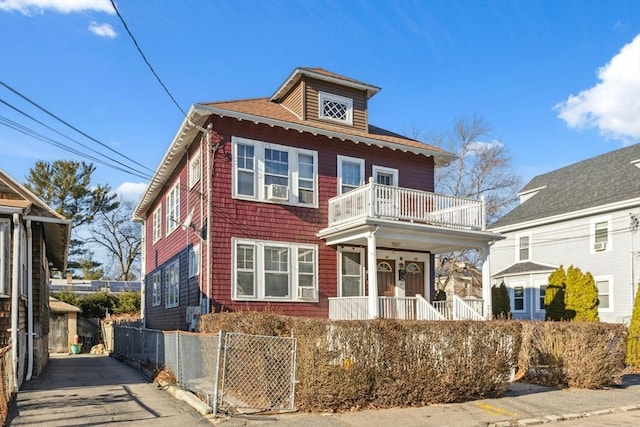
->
[270,67,380,132]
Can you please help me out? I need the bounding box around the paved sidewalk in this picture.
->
[7,353,212,426]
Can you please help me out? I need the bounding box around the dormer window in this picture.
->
[319,91,353,125]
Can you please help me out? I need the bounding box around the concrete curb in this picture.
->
[488,403,640,426]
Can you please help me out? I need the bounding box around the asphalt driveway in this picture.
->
[7,353,212,426]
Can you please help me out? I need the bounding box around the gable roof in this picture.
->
[490,144,640,230]
[0,168,71,270]
[271,67,381,101]
[492,261,556,278]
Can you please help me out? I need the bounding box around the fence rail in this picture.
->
[110,324,296,417]
[0,344,14,426]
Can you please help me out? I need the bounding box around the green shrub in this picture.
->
[545,266,567,320]
[492,281,511,319]
[626,282,640,368]
[565,266,599,322]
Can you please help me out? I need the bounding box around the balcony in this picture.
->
[328,181,485,231]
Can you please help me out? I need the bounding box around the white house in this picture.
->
[489,144,640,323]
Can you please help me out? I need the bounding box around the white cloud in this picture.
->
[0,0,114,15]
[554,34,640,144]
[466,140,503,156]
[89,21,116,38]
[116,182,146,204]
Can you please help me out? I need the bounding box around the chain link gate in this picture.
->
[212,332,297,416]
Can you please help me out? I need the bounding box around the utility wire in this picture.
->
[1,98,152,180]
[0,81,154,174]
[110,0,188,118]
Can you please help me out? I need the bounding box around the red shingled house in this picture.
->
[133,68,502,330]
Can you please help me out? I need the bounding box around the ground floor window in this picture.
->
[596,278,611,310]
[232,238,318,302]
[165,259,179,308]
[339,248,365,297]
[512,285,524,311]
[151,271,161,306]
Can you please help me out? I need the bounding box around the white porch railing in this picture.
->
[328,181,485,230]
[328,296,480,321]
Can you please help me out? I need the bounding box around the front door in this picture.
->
[404,261,425,297]
[377,259,395,296]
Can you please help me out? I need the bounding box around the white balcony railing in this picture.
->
[328,296,481,321]
[328,180,485,230]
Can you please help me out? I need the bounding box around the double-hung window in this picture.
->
[512,285,525,311]
[188,244,200,278]
[339,248,364,297]
[337,155,364,194]
[166,182,180,234]
[538,283,547,312]
[152,207,162,243]
[232,137,318,207]
[189,153,201,188]
[515,234,530,262]
[151,271,161,306]
[165,260,179,308]
[591,217,611,252]
[232,238,318,301]
[595,276,612,310]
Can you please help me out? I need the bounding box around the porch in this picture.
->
[318,180,504,320]
[328,295,485,321]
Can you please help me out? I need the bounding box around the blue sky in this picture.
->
[1,0,639,203]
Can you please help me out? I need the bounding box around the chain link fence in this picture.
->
[110,324,296,417]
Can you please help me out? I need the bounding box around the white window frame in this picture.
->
[338,246,365,297]
[511,283,525,313]
[372,165,399,187]
[232,136,318,208]
[232,238,318,302]
[188,152,201,189]
[590,216,612,253]
[166,181,180,235]
[0,219,9,296]
[165,259,180,308]
[536,280,547,313]
[189,244,200,278]
[337,155,365,194]
[152,207,162,243]
[594,275,613,311]
[515,233,531,262]
[151,271,161,306]
[318,91,353,125]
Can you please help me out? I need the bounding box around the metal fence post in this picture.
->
[212,330,225,417]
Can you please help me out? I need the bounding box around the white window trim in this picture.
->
[590,216,613,253]
[151,271,161,307]
[152,207,162,243]
[511,283,526,313]
[165,259,180,308]
[318,91,353,125]
[594,274,613,312]
[338,246,365,297]
[515,233,531,262]
[535,280,547,313]
[232,136,318,208]
[189,244,200,278]
[337,155,365,195]
[232,238,318,302]
[188,152,202,189]
[166,181,180,235]
[372,165,399,187]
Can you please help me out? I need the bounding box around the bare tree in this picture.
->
[429,115,522,292]
[87,199,141,280]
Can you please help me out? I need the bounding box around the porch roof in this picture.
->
[492,261,557,278]
[317,218,503,253]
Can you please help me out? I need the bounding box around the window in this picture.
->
[165,260,179,308]
[232,137,318,207]
[340,249,364,297]
[166,182,180,234]
[591,217,612,252]
[0,219,9,296]
[337,155,364,194]
[594,222,608,243]
[189,244,200,278]
[513,285,524,311]
[373,166,398,187]
[232,238,318,301]
[152,207,162,243]
[189,153,201,188]
[151,272,161,306]
[318,91,353,125]
[517,235,530,261]
[596,277,612,310]
[538,284,547,311]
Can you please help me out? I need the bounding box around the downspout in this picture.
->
[206,124,216,315]
[10,213,21,390]
[26,220,33,381]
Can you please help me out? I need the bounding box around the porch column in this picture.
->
[479,244,492,320]
[367,229,379,319]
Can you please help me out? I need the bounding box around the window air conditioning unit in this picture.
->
[594,241,607,251]
[186,306,202,331]
[297,287,315,300]
[267,184,289,201]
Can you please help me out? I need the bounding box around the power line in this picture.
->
[0,81,154,174]
[110,0,188,118]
